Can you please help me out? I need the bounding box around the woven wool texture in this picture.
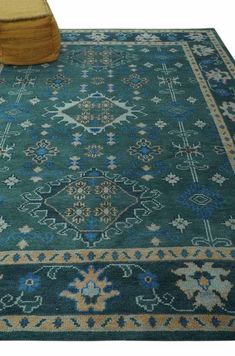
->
[0,29,235,341]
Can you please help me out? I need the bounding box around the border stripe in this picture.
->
[0,314,234,333]
[0,247,234,265]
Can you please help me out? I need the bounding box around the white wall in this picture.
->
[48,0,235,57]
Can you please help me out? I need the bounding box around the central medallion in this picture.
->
[44,92,144,135]
[44,171,137,234]
[19,169,164,247]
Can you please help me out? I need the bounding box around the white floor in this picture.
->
[49,0,235,57]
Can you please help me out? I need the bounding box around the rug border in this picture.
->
[1,28,235,342]
[0,330,235,341]
[209,28,235,66]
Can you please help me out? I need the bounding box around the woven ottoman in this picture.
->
[0,0,61,65]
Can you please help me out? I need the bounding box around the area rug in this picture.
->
[0,29,235,341]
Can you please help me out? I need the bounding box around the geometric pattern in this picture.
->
[0,29,235,341]
[44,92,144,134]
[19,168,163,246]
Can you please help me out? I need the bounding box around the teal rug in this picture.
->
[0,29,235,341]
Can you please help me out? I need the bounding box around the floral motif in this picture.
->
[95,200,118,224]
[66,201,91,225]
[0,145,14,160]
[85,144,103,158]
[18,273,41,293]
[155,119,167,130]
[24,139,59,164]
[135,33,160,42]
[0,216,9,233]
[211,173,228,186]
[60,266,119,311]
[19,120,33,130]
[18,225,33,234]
[220,101,235,122]
[2,174,20,189]
[170,215,191,233]
[46,74,72,89]
[194,119,206,129]
[67,181,92,200]
[173,263,233,311]
[95,181,117,199]
[29,97,41,105]
[192,45,215,56]
[224,216,235,231]
[164,173,181,186]
[122,73,148,89]
[186,32,207,42]
[206,68,231,84]
[88,31,109,41]
[138,272,158,289]
[128,139,162,162]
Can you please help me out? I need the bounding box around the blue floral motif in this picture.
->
[138,272,158,289]
[18,273,41,293]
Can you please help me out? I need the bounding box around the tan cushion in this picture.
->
[0,0,61,65]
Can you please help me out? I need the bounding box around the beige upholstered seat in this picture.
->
[0,0,61,65]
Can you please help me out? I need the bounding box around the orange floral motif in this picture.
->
[60,266,120,311]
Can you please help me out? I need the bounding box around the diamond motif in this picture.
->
[189,193,213,206]
[177,184,223,219]
[19,169,163,247]
[44,92,143,134]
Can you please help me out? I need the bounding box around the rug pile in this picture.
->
[0,29,235,340]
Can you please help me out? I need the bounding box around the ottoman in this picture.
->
[0,0,61,65]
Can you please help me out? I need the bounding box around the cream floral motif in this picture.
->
[192,45,215,57]
[206,68,231,84]
[95,201,118,224]
[20,120,33,130]
[135,33,161,42]
[186,33,207,42]
[85,144,103,158]
[2,174,20,189]
[164,173,181,186]
[0,216,9,233]
[224,216,235,231]
[170,215,191,233]
[173,263,233,311]
[88,31,109,41]
[95,181,117,199]
[220,101,235,122]
[0,145,14,160]
[60,266,119,312]
[194,119,206,129]
[18,225,33,234]
[155,119,167,130]
[211,173,228,186]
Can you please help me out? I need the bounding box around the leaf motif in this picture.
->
[47,266,61,280]
[119,264,133,278]
[17,295,43,313]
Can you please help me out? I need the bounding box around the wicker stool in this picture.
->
[0,0,61,65]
